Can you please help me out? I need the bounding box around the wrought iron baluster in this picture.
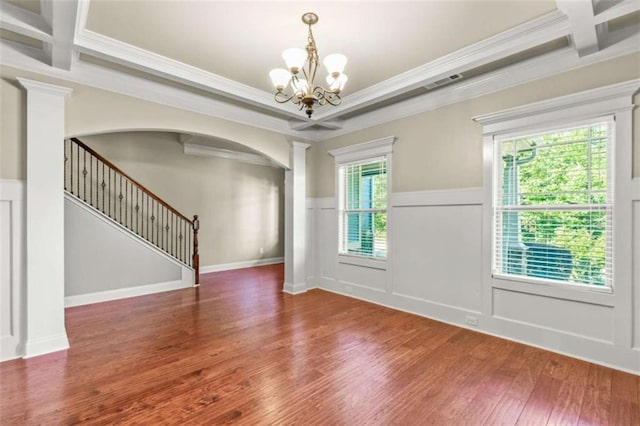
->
[135,187,139,234]
[108,168,111,217]
[76,141,80,196]
[119,175,123,224]
[161,205,164,251]
[64,140,68,191]
[96,157,99,208]
[89,154,93,206]
[146,195,149,240]
[81,150,85,201]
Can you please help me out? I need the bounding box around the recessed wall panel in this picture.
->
[493,288,614,342]
[392,205,482,311]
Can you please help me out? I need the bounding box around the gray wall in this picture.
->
[79,131,285,267]
[65,196,181,296]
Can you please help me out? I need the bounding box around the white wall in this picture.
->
[0,180,24,361]
[64,195,189,306]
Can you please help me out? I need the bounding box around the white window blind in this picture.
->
[338,157,387,259]
[493,118,613,287]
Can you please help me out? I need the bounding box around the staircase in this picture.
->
[64,137,200,284]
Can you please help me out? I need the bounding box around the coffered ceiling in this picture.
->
[1,0,639,142]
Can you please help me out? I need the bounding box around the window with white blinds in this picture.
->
[338,157,387,259]
[493,118,613,288]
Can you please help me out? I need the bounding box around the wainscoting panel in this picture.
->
[318,205,337,282]
[336,261,387,292]
[392,204,482,312]
[493,288,614,342]
[308,183,639,373]
[0,180,24,361]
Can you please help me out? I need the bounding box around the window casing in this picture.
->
[329,136,395,263]
[493,117,614,289]
[338,158,388,259]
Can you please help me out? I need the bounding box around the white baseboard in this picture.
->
[283,281,307,295]
[23,334,69,359]
[200,257,284,274]
[65,279,192,308]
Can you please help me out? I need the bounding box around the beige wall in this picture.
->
[311,53,640,197]
[77,132,284,266]
[0,66,295,180]
[1,78,26,179]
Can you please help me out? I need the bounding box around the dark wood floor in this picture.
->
[1,264,638,425]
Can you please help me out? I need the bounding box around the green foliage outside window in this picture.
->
[500,123,610,286]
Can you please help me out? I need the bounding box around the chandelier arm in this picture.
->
[274,91,297,104]
[314,87,342,106]
[270,12,345,118]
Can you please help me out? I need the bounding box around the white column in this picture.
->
[17,78,73,358]
[283,141,310,294]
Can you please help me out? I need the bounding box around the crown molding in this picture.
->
[310,31,640,141]
[73,29,304,120]
[594,0,640,24]
[311,10,571,122]
[1,39,315,141]
[472,78,640,135]
[182,142,282,168]
[0,0,52,42]
[3,2,639,144]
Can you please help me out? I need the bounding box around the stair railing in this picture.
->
[64,137,200,285]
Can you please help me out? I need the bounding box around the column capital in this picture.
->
[290,141,311,150]
[17,78,73,97]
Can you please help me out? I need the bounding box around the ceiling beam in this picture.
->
[41,0,79,70]
[594,0,640,24]
[289,119,343,131]
[557,0,600,57]
[0,0,52,43]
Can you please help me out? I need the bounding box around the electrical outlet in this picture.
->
[465,315,478,326]
[345,285,353,294]
[259,247,264,254]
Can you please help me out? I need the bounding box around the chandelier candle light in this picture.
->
[269,12,348,118]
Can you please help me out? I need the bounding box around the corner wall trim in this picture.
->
[65,279,191,308]
[200,257,284,274]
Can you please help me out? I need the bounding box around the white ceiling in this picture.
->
[0,0,639,143]
[84,1,557,94]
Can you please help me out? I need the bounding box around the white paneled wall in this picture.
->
[306,182,640,374]
[392,204,482,312]
[0,180,24,361]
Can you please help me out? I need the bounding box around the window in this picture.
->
[329,136,395,262]
[493,118,613,288]
[338,158,387,258]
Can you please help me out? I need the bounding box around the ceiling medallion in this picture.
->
[269,12,348,118]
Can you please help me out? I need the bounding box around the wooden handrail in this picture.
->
[67,137,200,283]
[70,137,192,224]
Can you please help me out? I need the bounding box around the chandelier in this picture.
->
[269,12,348,118]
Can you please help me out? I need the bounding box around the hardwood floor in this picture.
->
[1,263,638,425]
